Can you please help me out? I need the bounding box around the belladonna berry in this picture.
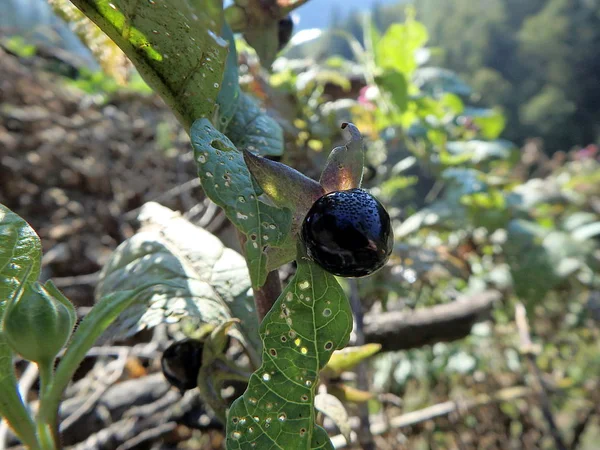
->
[161,339,204,392]
[301,188,393,277]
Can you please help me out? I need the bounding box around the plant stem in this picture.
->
[36,361,58,450]
[236,230,282,322]
[253,270,282,322]
[348,280,375,450]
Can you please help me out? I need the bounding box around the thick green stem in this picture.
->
[35,421,56,450]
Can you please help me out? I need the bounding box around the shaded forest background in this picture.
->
[299,0,600,152]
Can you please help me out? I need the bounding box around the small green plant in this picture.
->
[0,205,177,449]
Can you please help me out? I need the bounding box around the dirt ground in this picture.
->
[0,45,210,307]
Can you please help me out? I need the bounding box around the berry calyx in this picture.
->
[301,188,393,277]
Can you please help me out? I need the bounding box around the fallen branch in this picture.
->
[363,290,501,351]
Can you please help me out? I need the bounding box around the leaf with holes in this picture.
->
[95,203,260,357]
[68,0,228,130]
[226,246,352,450]
[0,205,43,447]
[214,26,283,156]
[191,119,292,288]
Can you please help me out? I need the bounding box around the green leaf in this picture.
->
[461,190,510,231]
[214,25,284,156]
[445,140,515,164]
[40,288,148,428]
[0,335,39,449]
[463,107,506,139]
[376,70,408,112]
[572,222,600,242]
[376,17,428,75]
[68,0,228,130]
[0,204,42,306]
[225,92,284,157]
[504,220,557,306]
[507,178,567,211]
[439,93,465,115]
[363,13,381,57]
[191,119,292,287]
[95,203,260,353]
[380,175,419,201]
[413,67,472,97]
[324,343,382,378]
[296,69,352,92]
[314,393,351,443]
[0,205,43,448]
[216,24,241,130]
[395,200,466,238]
[226,248,352,450]
[562,212,598,232]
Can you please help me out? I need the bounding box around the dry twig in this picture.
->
[330,386,533,449]
[515,302,568,450]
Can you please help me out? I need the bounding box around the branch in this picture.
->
[515,302,568,450]
[236,231,282,322]
[363,290,501,351]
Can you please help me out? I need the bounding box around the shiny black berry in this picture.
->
[301,188,393,277]
[277,15,294,51]
[161,339,203,392]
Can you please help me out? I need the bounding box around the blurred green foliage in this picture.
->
[265,10,600,446]
[304,0,600,152]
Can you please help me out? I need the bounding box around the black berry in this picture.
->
[277,16,294,51]
[161,339,203,392]
[301,188,393,277]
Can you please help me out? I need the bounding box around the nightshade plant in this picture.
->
[0,1,388,449]
[0,204,178,450]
